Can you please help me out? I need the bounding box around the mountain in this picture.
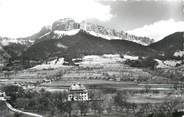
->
[0,25,51,47]
[0,26,52,61]
[149,32,184,59]
[0,18,154,61]
[3,43,27,60]
[0,18,153,46]
[0,18,158,69]
[23,30,157,62]
[52,18,80,31]
[19,25,52,44]
[49,18,154,45]
[0,36,31,46]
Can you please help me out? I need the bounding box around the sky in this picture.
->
[0,0,184,41]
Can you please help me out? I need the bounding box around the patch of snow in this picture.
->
[31,58,64,70]
[48,58,64,65]
[155,59,171,68]
[174,50,184,57]
[39,32,50,39]
[103,54,120,58]
[164,60,181,67]
[54,29,80,38]
[87,31,121,40]
[131,40,148,46]
[72,58,82,61]
[85,31,148,45]
[102,54,123,61]
[0,38,33,46]
[1,39,20,46]
[56,43,68,49]
[123,55,139,60]
[80,54,123,65]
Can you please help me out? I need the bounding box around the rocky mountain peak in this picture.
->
[51,18,154,45]
[0,18,154,46]
[52,18,80,31]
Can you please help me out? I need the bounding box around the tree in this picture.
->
[91,100,103,117]
[14,113,22,117]
[145,85,151,93]
[78,101,89,116]
[2,85,24,106]
[90,91,104,117]
[114,91,129,112]
[50,92,67,116]
[63,101,72,117]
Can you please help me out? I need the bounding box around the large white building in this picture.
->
[68,83,89,101]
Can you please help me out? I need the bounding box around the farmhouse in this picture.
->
[68,83,89,101]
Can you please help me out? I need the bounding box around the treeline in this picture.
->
[1,85,184,117]
[124,57,157,70]
[113,91,184,117]
[2,85,105,117]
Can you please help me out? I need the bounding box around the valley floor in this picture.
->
[0,58,184,117]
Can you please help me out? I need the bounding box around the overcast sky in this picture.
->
[0,0,184,41]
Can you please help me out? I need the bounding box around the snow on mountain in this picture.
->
[53,29,80,38]
[0,25,51,46]
[80,21,122,40]
[39,32,51,39]
[85,30,121,40]
[0,18,154,46]
[48,18,154,45]
[52,18,80,31]
[80,21,154,45]
[0,37,32,46]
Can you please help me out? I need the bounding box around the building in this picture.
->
[0,91,6,101]
[68,83,89,101]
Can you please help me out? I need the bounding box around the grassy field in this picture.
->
[1,59,184,117]
[0,58,181,105]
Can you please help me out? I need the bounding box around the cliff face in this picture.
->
[51,18,154,45]
[0,18,154,46]
[52,18,80,31]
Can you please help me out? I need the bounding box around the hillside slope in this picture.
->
[149,32,184,58]
[23,30,157,61]
[0,44,10,67]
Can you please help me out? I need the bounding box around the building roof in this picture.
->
[69,82,87,91]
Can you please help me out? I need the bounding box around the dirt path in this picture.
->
[5,101,43,117]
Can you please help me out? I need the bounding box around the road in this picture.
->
[5,101,43,117]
